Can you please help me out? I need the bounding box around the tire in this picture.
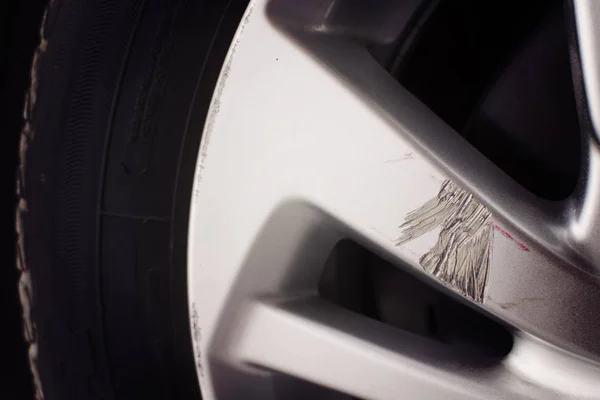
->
[16,1,248,399]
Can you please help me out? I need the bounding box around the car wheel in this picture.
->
[16,0,600,399]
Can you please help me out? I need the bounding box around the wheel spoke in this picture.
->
[223,297,556,400]
[257,33,600,361]
[285,81,600,360]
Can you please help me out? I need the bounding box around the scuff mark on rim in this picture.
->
[396,179,493,303]
[193,3,255,202]
[191,303,204,378]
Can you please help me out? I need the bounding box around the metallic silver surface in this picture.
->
[396,180,493,303]
[226,297,558,400]
[188,1,600,398]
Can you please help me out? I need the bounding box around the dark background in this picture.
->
[2,0,46,398]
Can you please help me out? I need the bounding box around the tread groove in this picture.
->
[100,211,171,222]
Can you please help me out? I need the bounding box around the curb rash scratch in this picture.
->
[396,180,493,303]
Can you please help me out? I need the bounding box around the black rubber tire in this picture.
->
[16,1,248,399]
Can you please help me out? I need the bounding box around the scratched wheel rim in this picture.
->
[188,1,600,399]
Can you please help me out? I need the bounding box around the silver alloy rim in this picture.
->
[188,1,600,398]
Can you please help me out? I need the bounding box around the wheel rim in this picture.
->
[188,1,600,398]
